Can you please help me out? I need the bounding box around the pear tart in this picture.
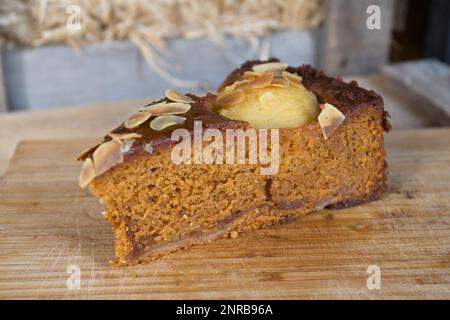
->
[77,59,390,265]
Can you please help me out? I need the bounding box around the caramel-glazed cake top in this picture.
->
[77,93,247,161]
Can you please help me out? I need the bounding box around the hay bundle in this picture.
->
[0,0,323,87]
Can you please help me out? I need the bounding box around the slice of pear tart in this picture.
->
[77,59,390,265]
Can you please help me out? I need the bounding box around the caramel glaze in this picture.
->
[79,59,390,162]
[79,93,248,161]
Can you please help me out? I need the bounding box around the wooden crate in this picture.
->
[1,31,318,111]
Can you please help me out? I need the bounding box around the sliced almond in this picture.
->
[269,78,289,88]
[318,103,346,140]
[243,71,264,79]
[93,140,124,176]
[248,72,274,89]
[282,71,303,88]
[150,115,186,131]
[141,102,190,116]
[79,158,96,188]
[216,90,245,107]
[220,80,250,94]
[120,139,135,154]
[108,132,142,142]
[252,62,288,73]
[165,89,193,103]
[75,143,101,161]
[271,69,284,78]
[140,101,167,113]
[144,143,154,154]
[124,112,152,129]
[219,84,233,94]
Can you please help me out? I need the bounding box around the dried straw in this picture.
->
[0,0,323,88]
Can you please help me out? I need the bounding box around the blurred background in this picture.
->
[0,0,449,128]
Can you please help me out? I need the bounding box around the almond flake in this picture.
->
[93,140,124,176]
[220,80,250,94]
[243,71,264,79]
[108,132,142,142]
[282,71,303,88]
[271,70,284,78]
[124,112,152,129]
[140,101,167,113]
[249,72,274,89]
[269,78,289,88]
[165,89,193,103]
[252,62,288,73]
[318,103,346,140]
[144,143,154,154]
[75,143,101,161]
[216,90,245,107]
[141,102,190,116]
[79,158,96,188]
[150,115,186,131]
[120,139,135,154]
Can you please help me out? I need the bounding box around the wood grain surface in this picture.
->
[0,129,449,299]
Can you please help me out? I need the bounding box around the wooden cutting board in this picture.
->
[0,129,449,299]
